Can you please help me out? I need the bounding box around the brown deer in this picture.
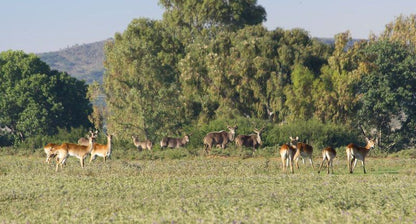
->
[50,135,95,171]
[90,133,114,163]
[160,134,190,149]
[78,130,98,146]
[291,136,314,170]
[44,143,58,164]
[318,147,337,174]
[203,126,238,154]
[346,137,375,174]
[235,128,264,152]
[132,136,153,151]
[279,137,298,173]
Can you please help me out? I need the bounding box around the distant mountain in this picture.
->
[315,37,364,48]
[38,40,110,84]
[37,37,363,85]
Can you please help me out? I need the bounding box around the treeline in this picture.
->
[1,1,415,153]
[102,1,416,152]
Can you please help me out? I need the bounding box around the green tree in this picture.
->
[0,51,91,142]
[159,0,266,31]
[104,19,184,140]
[284,64,315,121]
[312,32,364,124]
[358,40,416,151]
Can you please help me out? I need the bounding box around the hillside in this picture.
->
[38,40,110,84]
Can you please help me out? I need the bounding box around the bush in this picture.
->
[264,119,360,150]
[16,126,89,151]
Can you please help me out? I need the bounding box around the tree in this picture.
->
[159,0,266,31]
[312,32,365,124]
[284,64,315,121]
[104,19,184,140]
[357,40,416,151]
[0,51,91,142]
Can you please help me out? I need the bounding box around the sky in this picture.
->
[1,0,416,53]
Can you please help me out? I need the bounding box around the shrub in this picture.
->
[264,119,360,149]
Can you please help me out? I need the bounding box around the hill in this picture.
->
[37,40,109,84]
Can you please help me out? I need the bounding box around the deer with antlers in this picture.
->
[346,126,376,174]
[235,127,264,152]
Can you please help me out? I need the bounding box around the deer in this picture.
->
[160,134,190,149]
[132,136,153,151]
[346,137,375,174]
[50,134,96,171]
[317,147,337,174]
[203,126,238,154]
[78,130,98,146]
[43,143,58,164]
[279,137,298,173]
[235,128,264,152]
[90,133,114,163]
[291,136,314,170]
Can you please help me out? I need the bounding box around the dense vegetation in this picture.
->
[0,51,92,145]
[102,1,416,152]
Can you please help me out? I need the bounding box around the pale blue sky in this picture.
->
[1,0,416,53]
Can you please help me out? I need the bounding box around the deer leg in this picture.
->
[281,157,286,172]
[80,157,84,168]
[362,159,366,174]
[295,156,300,169]
[309,157,314,169]
[89,154,95,163]
[327,159,331,174]
[55,156,63,172]
[353,159,358,172]
[349,157,355,173]
[318,157,326,174]
[289,157,294,174]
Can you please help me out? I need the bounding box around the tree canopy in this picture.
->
[0,51,92,142]
[102,4,416,151]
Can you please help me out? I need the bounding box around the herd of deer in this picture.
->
[44,126,376,174]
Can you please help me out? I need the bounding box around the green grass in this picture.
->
[1,148,416,223]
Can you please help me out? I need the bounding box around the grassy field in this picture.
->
[1,148,416,223]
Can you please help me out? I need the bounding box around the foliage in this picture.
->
[0,51,92,144]
[104,19,184,141]
[102,3,416,152]
[159,0,266,32]
[264,119,360,150]
[357,40,416,151]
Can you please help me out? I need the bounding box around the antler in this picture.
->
[359,125,369,140]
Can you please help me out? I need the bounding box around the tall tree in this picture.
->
[104,19,184,139]
[358,40,416,151]
[159,0,266,31]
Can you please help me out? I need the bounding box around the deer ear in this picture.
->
[296,136,299,141]
[289,136,293,140]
